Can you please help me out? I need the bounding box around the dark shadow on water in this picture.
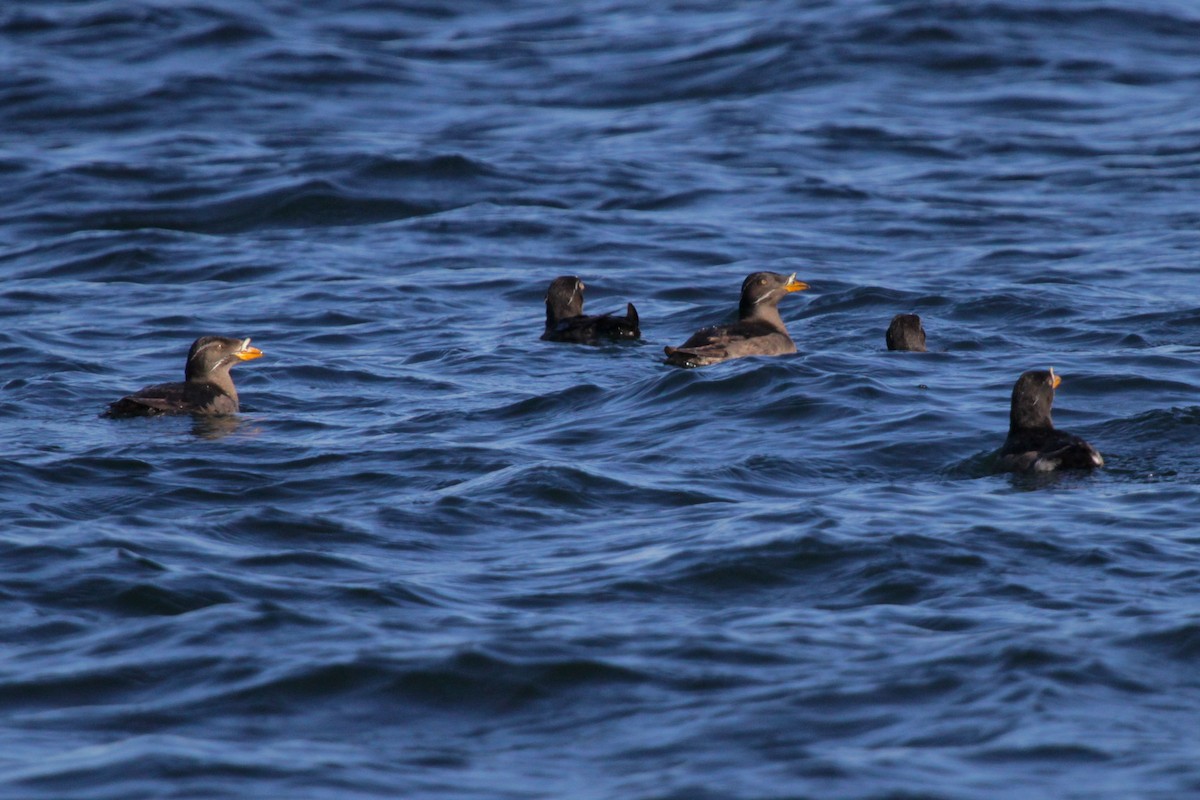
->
[1004,469,1102,492]
[947,448,1106,489]
[191,415,249,440]
[942,449,997,480]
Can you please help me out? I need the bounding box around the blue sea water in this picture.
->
[2,1,1200,797]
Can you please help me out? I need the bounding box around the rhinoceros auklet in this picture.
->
[996,368,1103,472]
[886,313,926,352]
[542,276,640,344]
[664,271,809,367]
[103,336,263,418]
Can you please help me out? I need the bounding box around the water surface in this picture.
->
[2,1,1200,798]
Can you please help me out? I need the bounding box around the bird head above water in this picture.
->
[1009,367,1061,432]
[544,275,586,324]
[738,272,809,320]
[886,313,927,352]
[184,336,263,383]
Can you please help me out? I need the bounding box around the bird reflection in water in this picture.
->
[190,414,260,440]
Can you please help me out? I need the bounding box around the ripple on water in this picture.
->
[4,0,1200,798]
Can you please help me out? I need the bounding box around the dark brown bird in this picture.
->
[664,271,809,367]
[541,276,640,344]
[996,368,1103,472]
[886,313,926,352]
[103,336,263,418]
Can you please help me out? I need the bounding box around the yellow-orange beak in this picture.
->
[784,273,809,292]
[236,339,263,361]
[1050,368,1061,389]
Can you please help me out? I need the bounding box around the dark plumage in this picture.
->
[541,276,640,344]
[103,336,263,418]
[996,368,1103,473]
[664,271,809,368]
[886,313,926,352]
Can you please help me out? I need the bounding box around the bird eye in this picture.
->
[758,278,766,285]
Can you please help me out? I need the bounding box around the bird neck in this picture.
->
[1009,381,1055,432]
[188,363,237,398]
[546,298,583,328]
[739,299,785,330]
[1010,408,1053,433]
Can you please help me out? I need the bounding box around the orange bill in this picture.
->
[784,273,809,292]
[236,339,264,360]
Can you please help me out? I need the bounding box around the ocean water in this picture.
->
[2,1,1200,798]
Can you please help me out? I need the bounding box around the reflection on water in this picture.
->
[190,415,261,440]
[4,0,1200,798]
[191,415,240,440]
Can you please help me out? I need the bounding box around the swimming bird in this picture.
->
[886,313,926,352]
[542,276,640,344]
[996,368,1103,472]
[664,271,809,367]
[103,336,263,418]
